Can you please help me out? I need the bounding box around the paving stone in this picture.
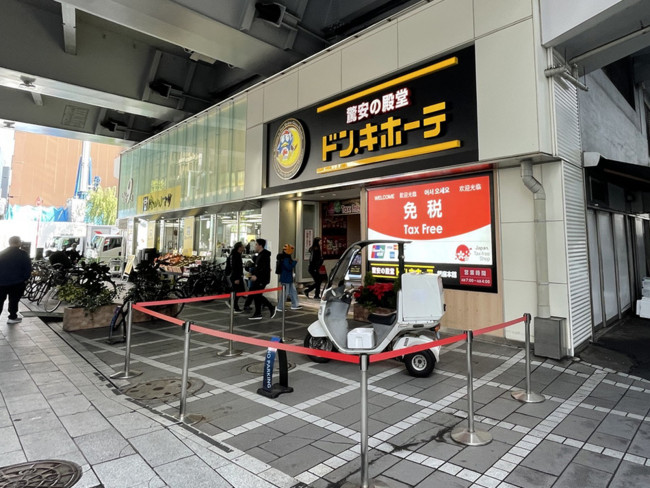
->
[74,428,137,464]
[381,459,434,486]
[154,455,229,487]
[587,431,632,451]
[488,425,525,445]
[608,460,650,488]
[312,431,357,455]
[417,437,464,460]
[572,449,621,473]
[571,405,608,421]
[12,408,62,436]
[129,429,194,467]
[520,440,578,476]
[552,414,600,441]
[515,399,559,419]
[503,411,541,429]
[596,414,642,440]
[60,409,113,437]
[505,465,557,488]
[225,425,284,451]
[626,421,650,458]
[553,462,612,488]
[476,397,521,421]
[449,439,511,472]
[269,444,332,476]
[415,470,472,488]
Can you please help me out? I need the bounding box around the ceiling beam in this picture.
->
[55,0,299,75]
[61,3,77,55]
[0,67,188,122]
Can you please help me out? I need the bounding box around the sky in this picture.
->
[0,128,15,166]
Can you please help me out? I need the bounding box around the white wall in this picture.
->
[244,0,555,190]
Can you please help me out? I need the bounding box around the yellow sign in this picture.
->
[182,217,195,256]
[146,222,156,248]
[137,186,181,215]
[124,255,136,276]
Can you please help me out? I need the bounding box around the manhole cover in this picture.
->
[245,361,295,374]
[0,459,81,488]
[123,378,204,401]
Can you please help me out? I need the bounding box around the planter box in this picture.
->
[63,304,119,331]
[353,304,394,323]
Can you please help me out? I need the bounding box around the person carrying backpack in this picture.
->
[275,244,301,311]
[225,241,245,313]
[303,237,324,299]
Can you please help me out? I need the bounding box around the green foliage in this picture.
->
[57,261,120,313]
[86,186,117,225]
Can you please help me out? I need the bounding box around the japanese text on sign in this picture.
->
[322,102,447,162]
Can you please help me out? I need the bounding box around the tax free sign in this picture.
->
[264,46,478,192]
[367,173,497,292]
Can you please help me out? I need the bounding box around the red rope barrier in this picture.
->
[369,332,467,363]
[129,299,528,365]
[132,303,185,326]
[190,323,360,363]
[136,286,283,308]
[235,286,283,297]
[473,315,526,337]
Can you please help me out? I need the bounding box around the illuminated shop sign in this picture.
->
[367,173,496,292]
[265,46,477,192]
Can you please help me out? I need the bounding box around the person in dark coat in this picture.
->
[275,244,301,311]
[227,241,245,313]
[248,238,276,320]
[303,237,324,299]
[0,236,32,324]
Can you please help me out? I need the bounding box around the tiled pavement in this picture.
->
[3,298,650,488]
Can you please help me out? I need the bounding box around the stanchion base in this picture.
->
[280,337,299,344]
[217,349,243,357]
[341,479,390,488]
[174,414,204,425]
[110,370,143,380]
[257,384,293,399]
[451,426,492,446]
[511,390,545,403]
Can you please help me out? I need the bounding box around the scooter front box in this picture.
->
[347,327,375,349]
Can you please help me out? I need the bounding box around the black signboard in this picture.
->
[265,46,478,194]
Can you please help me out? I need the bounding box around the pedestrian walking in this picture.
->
[303,237,324,299]
[226,241,245,313]
[275,244,301,311]
[247,238,276,320]
[0,236,32,324]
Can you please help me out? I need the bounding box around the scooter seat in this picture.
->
[368,311,397,326]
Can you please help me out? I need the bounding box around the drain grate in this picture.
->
[123,378,204,401]
[0,459,81,487]
[245,361,295,374]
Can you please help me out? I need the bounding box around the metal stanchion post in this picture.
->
[218,291,242,357]
[512,313,545,403]
[177,320,202,424]
[110,301,142,379]
[342,355,388,488]
[451,330,492,446]
[280,284,288,342]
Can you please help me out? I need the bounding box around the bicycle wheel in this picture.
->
[167,289,185,317]
[42,286,62,313]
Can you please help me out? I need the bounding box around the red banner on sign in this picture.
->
[368,175,490,240]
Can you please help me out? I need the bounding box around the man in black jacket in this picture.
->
[248,238,276,320]
[0,236,32,324]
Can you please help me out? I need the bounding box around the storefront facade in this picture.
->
[118,0,649,356]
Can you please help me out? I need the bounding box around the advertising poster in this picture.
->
[367,173,496,292]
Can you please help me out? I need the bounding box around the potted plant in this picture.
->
[58,261,121,331]
[352,274,398,322]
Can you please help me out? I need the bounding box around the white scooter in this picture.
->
[304,241,445,377]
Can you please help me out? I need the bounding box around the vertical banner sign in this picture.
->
[367,173,496,292]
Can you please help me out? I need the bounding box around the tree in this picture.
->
[86,186,117,225]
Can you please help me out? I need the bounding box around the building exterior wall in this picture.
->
[10,132,120,207]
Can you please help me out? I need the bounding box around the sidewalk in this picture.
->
[3,299,650,487]
[0,312,299,488]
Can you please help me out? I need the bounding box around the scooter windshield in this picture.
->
[327,243,362,291]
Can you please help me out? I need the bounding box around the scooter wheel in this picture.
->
[304,333,334,363]
[404,350,436,377]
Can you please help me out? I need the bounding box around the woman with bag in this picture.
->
[303,237,324,299]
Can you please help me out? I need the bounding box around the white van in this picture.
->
[85,234,123,263]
